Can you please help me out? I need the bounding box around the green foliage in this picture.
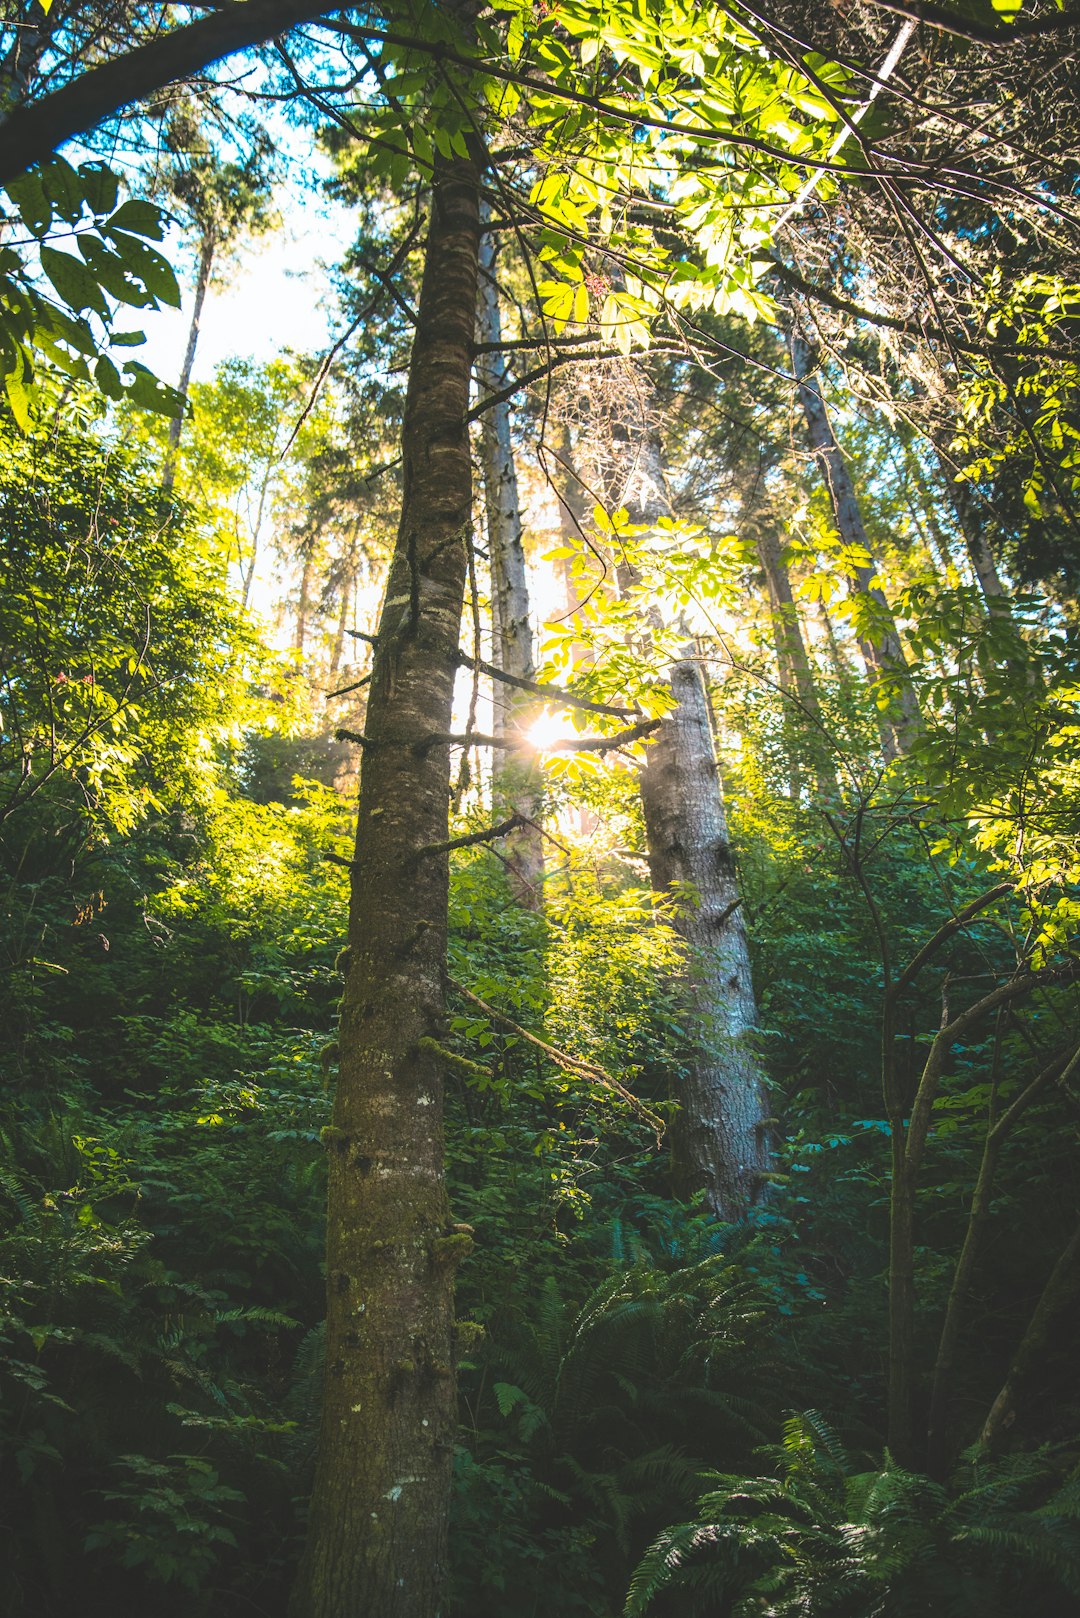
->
[1,158,182,425]
[952,272,1080,596]
[627,1415,1080,1617]
[451,1247,774,1617]
[346,0,851,353]
[0,419,263,828]
[85,1453,244,1594]
[2,15,1079,1612]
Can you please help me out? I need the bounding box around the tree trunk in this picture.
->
[476,205,543,906]
[979,1216,1080,1457]
[926,1039,1080,1473]
[0,0,341,185]
[329,567,353,676]
[885,968,1047,1464]
[754,521,836,799]
[941,462,1008,606]
[790,329,920,761]
[291,150,481,1618]
[163,226,214,492]
[638,655,770,1215]
[295,551,315,656]
[621,430,769,1218]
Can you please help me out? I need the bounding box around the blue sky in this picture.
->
[137,158,356,388]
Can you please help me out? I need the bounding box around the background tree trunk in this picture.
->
[940,459,1009,606]
[476,206,543,906]
[753,520,836,799]
[979,1217,1080,1457]
[620,427,769,1218]
[291,150,481,1618]
[163,225,215,493]
[790,329,920,760]
[295,551,314,657]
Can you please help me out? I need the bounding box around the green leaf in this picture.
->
[93,354,125,400]
[76,237,154,309]
[122,362,183,419]
[39,247,109,316]
[103,198,165,241]
[102,232,181,308]
[4,366,30,430]
[5,170,51,237]
[78,163,120,218]
[40,157,84,224]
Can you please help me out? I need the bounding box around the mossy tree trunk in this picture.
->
[291,150,481,1618]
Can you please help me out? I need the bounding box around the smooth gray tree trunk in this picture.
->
[475,204,544,905]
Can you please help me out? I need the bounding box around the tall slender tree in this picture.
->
[290,148,482,1618]
[568,364,770,1217]
[750,513,836,799]
[475,209,544,906]
[159,107,275,488]
[790,327,921,760]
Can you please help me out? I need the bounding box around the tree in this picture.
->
[158,102,277,484]
[570,380,770,1217]
[0,415,257,828]
[290,146,483,1618]
[475,209,544,906]
[789,325,921,761]
[5,5,1079,1616]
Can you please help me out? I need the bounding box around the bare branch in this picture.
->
[416,813,528,859]
[893,882,1016,998]
[448,977,665,1141]
[418,717,660,754]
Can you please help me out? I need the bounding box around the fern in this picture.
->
[625,1421,1080,1616]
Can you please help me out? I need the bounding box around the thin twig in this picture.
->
[448,978,664,1142]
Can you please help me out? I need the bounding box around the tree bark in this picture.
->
[638,654,770,1215]
[0,0,340,183]
[295,550,315,657]
[790,329,921,761]
[290,151,481,1618]
[926,1041,1080,1474]
[941,462,1009,607]
[163,224,215,492]
[979,1216,1080,1456]
[620,429,769,1218]
[330,564,355,676]
[476,205,543,906]
[753,521,836,799]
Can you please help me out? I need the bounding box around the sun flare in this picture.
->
[523,709,577,751]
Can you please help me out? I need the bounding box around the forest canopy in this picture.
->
[1,1,1079,1615]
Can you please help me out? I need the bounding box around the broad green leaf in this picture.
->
[104,198,165,240]
[39,247,109,316]
[4,366,30,429]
